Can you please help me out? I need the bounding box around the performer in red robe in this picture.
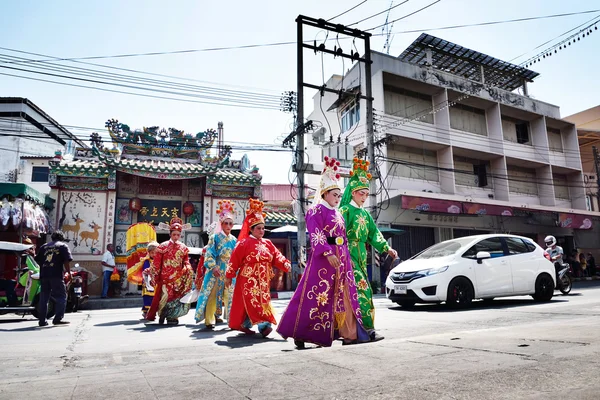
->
[225,198,291,337]
[146,217,193,325]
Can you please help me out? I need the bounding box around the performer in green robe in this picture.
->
[339,158,398,341]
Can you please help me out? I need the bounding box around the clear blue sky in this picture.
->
[1,0,598,183]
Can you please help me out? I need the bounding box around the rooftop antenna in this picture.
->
[382,1,395,54]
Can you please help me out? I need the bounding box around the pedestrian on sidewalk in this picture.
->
[587,253,596,276]
[146,218,194,325]
[339,158,398,342]
[278,157,370,348]
[101,244,115,298]
[195,201,237,329]
[35,230,72,327]
[225,199,291,337]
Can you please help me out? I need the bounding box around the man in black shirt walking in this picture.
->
[35,230,73,327]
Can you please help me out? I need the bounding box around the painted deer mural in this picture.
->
[62,213,84,240]
[80,221,102,247]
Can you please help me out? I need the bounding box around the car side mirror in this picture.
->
[476,251,491,264]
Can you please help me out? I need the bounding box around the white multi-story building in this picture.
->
[307,34,600,282]
[0,97,84,186]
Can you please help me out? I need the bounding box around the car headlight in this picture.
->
[417,266,449,276]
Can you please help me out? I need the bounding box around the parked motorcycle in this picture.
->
[555,262,572,295]
[65,264,89,313]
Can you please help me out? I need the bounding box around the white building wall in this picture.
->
[18,158,52,194]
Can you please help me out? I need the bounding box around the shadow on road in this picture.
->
[188,326,231,339]
[94,320,144,327]
[389,297,571,313]
[0,317,37,324]
[214,333,286,348]
[128,323,185,332]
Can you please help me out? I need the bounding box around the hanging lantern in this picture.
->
[129,197,142,212]
[182,201,195,216]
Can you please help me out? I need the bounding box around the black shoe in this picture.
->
[342,339,358,346]
[294,340,305,350]
[167,319,179,325]
[205,324,214,330]
[52,320,70,326]
[158,316,165,325]
[215,318,224,323]
[369,331,384,342]
[38,321,49,327]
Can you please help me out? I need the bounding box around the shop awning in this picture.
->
[401,195,594,230]
[0,183,53,209]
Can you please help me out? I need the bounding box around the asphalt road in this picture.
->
[2,282,600,400]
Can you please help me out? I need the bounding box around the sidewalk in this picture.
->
[86,295,142,310]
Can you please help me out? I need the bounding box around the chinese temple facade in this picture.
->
[48,120,278,295]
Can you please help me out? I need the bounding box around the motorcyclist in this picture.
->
[545,235,565,280]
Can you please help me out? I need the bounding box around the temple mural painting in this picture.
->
[56,191,107,255]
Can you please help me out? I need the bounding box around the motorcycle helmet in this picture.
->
[544,235,556,247]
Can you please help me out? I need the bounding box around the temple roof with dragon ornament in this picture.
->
[49,119,262,184]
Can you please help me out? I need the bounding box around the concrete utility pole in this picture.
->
[296,18,307,272]
[292,15,375,285]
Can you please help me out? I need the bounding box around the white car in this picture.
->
[385,234,556,307]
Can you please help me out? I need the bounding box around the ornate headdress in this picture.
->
[158,217,191,232]
[340,158,372,208]
[312,156,342,206]
[245,198,266,228]
[216,200,236,222]
[237,198,266,242]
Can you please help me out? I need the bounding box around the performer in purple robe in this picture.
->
[277,157,370,348]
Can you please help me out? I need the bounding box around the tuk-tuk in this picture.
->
[0,241,55,318]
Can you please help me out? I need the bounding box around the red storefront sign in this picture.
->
[558,213,593,230]
[401,196,462,214]
[463,203,513,216]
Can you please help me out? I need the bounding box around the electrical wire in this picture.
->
[348,0,410,27]
[328,0,369,22]
[365,0,442,32]
[2,9,598,65]
[0,71,281,111]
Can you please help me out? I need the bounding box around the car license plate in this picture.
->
[394,285,407,294]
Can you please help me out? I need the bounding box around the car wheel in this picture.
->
[533,273,554,302]
[446,277,474,307]
[395,301,415,308]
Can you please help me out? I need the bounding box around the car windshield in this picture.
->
[413,238,473,259]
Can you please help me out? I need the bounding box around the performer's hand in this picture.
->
[387,248,398,259]
[225,277,232,287]
[326,255,341,269]
[212,267,221,278]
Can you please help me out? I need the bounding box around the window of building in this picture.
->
[454,156,492,188]
[585,195,592,211]
[340,101,360,133]
[547,128,563,152]
[507,165,538,195]
[450,104,487,136]
[31,166,49,182]
[502,117,531,145]
[516,123,529,144]
[387,144,439,182]
[553,174,569,200]
[383,86,433,124]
